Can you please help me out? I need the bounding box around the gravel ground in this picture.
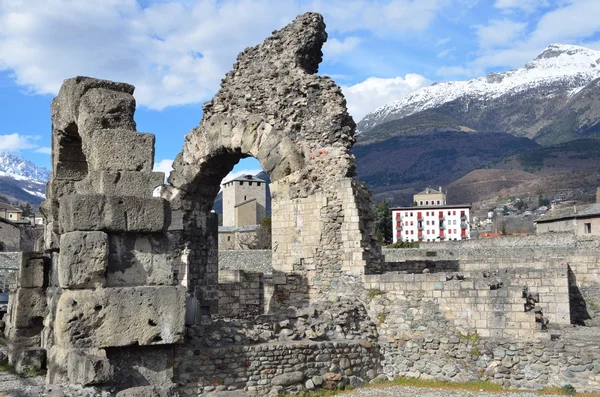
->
[0,370,45,396]
[339,386,567,397]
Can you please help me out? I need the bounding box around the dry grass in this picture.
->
[284,377,600,397]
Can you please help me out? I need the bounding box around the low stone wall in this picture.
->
[174,340,379,396]
[218,270,264,318]
[369,291,600,393]
[219,250,272,273]
[366,265,569,339]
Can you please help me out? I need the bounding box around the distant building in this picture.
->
[219,174,268,250]
[392,187,471,243]
[0,203,22,222]
[222,174,266,227]
[535,203,600,236]
[413,187,446,206]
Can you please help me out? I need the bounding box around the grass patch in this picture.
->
[377,312,386,324]
[0,337,7,346]
[371,377,505,392]
[0,362,15,373]
[367,289,383,300]
[284,376,600,396]
[457,331,480,344]
[21,366,45,377]
[587,300,599,311]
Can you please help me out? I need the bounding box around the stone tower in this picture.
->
[222,174,266,227]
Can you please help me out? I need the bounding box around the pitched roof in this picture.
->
[218,224,260,233]
[226,174,266,183]
[535,203,600,223]
[0,203,22,212]
[415,187,443,195]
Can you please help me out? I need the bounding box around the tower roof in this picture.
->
[225,174,266,183]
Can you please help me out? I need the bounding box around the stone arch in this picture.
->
[20,12,382,393]
[164,13,381,316]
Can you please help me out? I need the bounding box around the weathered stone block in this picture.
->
[58,231,108,288]
[68,349,113,385]
[58,195,169,233]
[9,288,47,328]
[17,252,45,288]
[13,347,46,374]
[55,286,185,348]
[107,234,173,286]
[86,129,154,172]
[75,170,164,197]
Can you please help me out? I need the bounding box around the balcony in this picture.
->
[461,214,467,221]
[461,222,468,229]
[418,224,423,230]
[439,224,446,230]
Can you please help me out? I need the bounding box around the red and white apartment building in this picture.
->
[392,187,471,243]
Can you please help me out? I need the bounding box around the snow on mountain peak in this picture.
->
[0,152,50,182]
[358,44,600,133]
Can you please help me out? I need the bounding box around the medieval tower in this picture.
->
[222,174,267,227]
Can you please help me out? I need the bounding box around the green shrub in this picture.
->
[562,384,576,395]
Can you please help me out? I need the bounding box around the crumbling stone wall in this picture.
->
[369,291,600,393]
[163,13,381,314]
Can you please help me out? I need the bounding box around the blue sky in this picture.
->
[0,0,599,180]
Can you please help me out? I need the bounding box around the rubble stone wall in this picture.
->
[218,250,272,273]
[174,340,379,396]
[369,291,600,393]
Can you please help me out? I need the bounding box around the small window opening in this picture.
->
[585,223,592,234]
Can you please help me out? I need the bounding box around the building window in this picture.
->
[437,200,440,204]
[227,236,231,241]
[249,182,253,186]
[411,230,414,235]
[448,211,451,215]
[453,210,456,215]
[585,223,592,234]
[426,201,429,205]
[420,201,423,205]
[410,221,413,226]
[257,182,261,186]
[244,195,247,201]
[239,181,243,185]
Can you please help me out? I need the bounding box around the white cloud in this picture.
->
[34,147,51,154]
[474,19,527,49]
[468,1,600,71]
[0,0,452,110]
[0,133,41,151]
[342,74,431,121]
[494,0,549,14]
[436,37,451,47]
[323,36,362,59]
[153,158,174,176]
[437,46,456,58]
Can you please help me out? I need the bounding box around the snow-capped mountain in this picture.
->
[357,44,600,145]
[0,152,50,204]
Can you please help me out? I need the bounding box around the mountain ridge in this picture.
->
[357,44,600,145]
[0,152,49,205]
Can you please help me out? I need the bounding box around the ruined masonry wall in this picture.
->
[174,340,379,396]
[370,291,600,393]
[218,270,264,318]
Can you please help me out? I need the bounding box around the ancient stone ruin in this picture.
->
[4,12,600,397]
[5,12,382,396]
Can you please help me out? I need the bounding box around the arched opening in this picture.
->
[53,122,88,182]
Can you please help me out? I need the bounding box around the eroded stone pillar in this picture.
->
[42,77,184,393]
